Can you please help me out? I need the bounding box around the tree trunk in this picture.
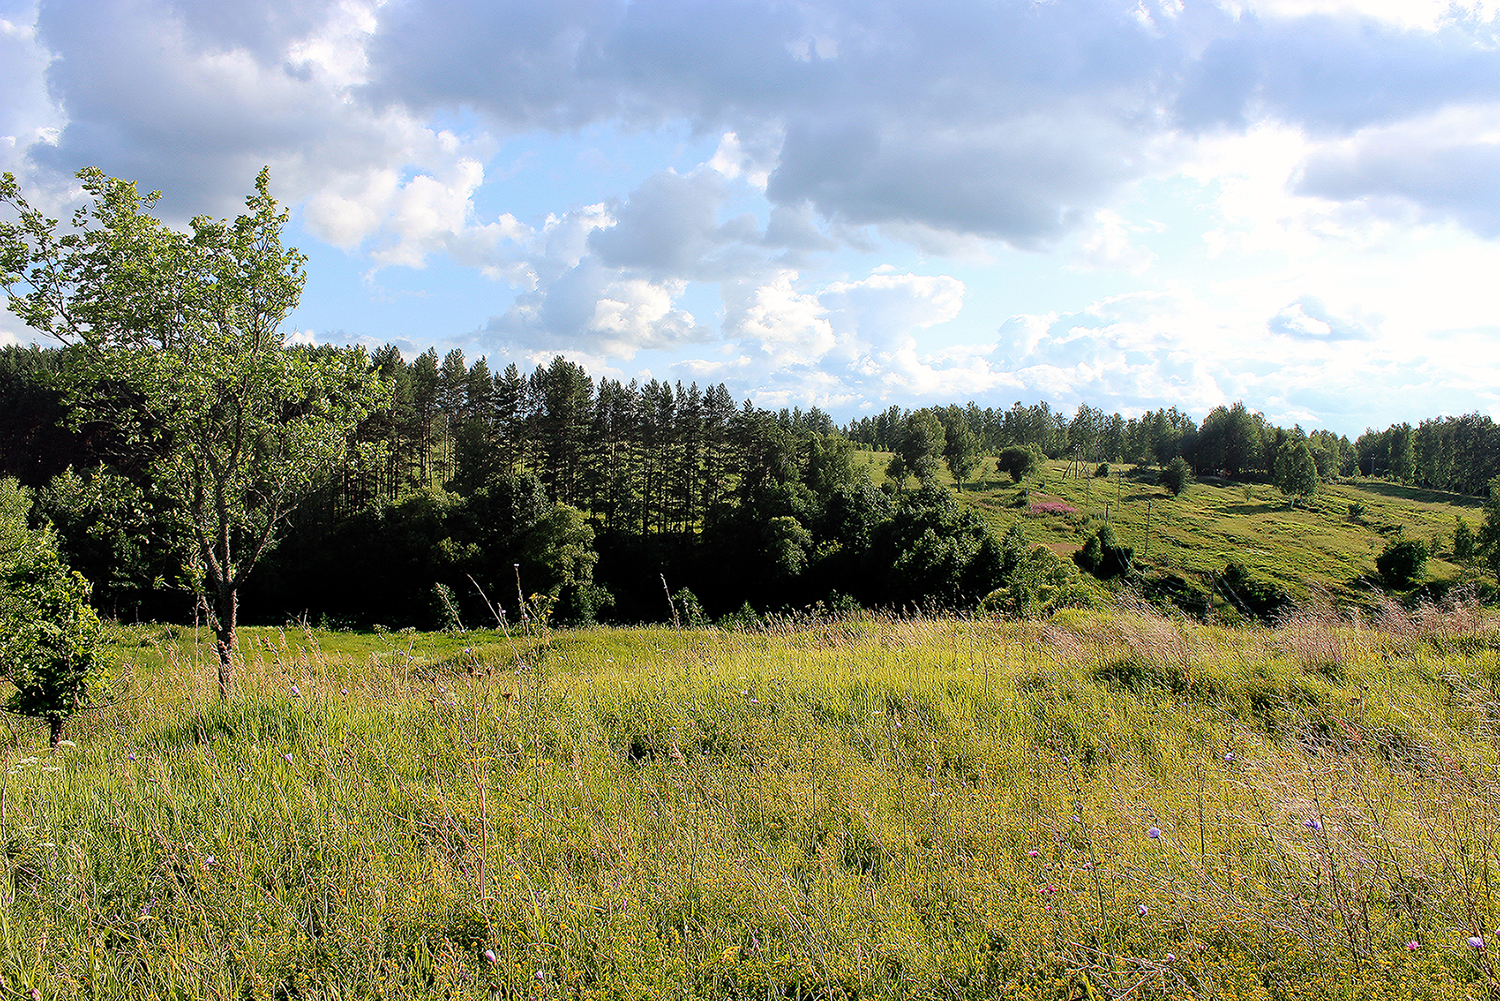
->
[49,717,63,750]
[214,583,238,698]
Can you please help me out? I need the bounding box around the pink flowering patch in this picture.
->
[1029,501,1078,517]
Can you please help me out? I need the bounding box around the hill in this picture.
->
[860,449,1484,608]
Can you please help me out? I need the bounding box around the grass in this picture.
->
[859,449,1483,605]
[5,605,1500,999]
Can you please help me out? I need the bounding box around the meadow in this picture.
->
[860,449,1482,606]
[4,601,1500,1000]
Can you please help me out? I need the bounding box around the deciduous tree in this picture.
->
[1,168,387,695]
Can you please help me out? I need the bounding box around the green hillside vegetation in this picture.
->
[863,448,1482,610]
[4,608,1500,999]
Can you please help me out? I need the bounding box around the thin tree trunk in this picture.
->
[49,717,63,750]
[215,583,238,698]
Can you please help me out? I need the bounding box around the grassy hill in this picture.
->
[4,609,1500,999]
[858,449,1484,606]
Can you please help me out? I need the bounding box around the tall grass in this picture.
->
[3,604,1500,999]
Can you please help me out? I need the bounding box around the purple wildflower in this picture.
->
[483,949,497,964]
[1305,818,1323,832]
[1138,904,1149,917]
[1470,936,1485,949]
[1147,826,1161,839]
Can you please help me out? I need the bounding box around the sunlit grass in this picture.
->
[852,446,1483,604]
[4,606,1500,998]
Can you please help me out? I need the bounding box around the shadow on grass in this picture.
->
[1343,479,1483,508]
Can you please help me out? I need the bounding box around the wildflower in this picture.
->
[1223,752,1234,762]
[1305,818,1323,832]
[1026,849,1040,857]
[1165,953,1176,963]
[127,751,137,762]
[1043,886,1055,895]
[283,752,294,765]
[341,688,348,696]
[1147,826,1161,839]
[1469,936,1485,949]
[1138,904,1149,917]
[290,684,301,698]
[483,949,497,965]
[56,740,76,748]
[203,855,215,867]
[1407,941,1419,950]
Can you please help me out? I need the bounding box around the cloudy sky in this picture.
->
[4,0,1500,434]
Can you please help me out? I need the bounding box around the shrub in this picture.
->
[1159,456,1191,496]
[1376,538,1427,589]
[995,446,1040,483]
[1094,462,1111,478]
[0,533,109,747]
[1219,561,1291,622]
[980,543,1099,619]
[1073,523,1134,579]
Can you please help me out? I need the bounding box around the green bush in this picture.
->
[1073,523,1134,579]
[1376,538,1428,589]
[0,533,109,747]
[1158,456,1191,496]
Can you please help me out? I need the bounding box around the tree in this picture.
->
[1453,514,1476,566]
[0,479,107,748]
[942,418,981,491]
[1376,538,1427,589]
[1159,456,1191,496]
[995,445,1040,483]
[895,411,946,487]
[1274,440,1319,508]
[2,168,388,695]
[1073,523,1134,579]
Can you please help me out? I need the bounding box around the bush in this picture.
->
[1073,523,1134,579]
[995,446,1040,483]
[0,533,109,747]
[1159,456,1191,496]
[1095,462,1111,478]
[980,541,1099,619]
[1219,561,1291,622]
[1376,538,1428,589]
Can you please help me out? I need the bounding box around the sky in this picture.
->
[3,0,1500,436]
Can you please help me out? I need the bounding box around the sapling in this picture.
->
[0,531,109,748]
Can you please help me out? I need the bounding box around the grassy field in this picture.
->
[861,449,1483,605]
[5,605,1500,999]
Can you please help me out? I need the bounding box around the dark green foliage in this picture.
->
[979,523,1097,618]
[1376,538,1427,589]
[937,407,981,490]
[1218,562,1290,622]
[1073,523,1134,579]
[995,446,1039,483]
[1095,463,1110,478]
[804,433,859,499]
[1159,456,1191,496]
[894,411,946,487]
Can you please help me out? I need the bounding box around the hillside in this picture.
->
[859,449,1484,607]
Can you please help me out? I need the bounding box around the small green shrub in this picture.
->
[0,534,109,747]
[1376,538,1428,589]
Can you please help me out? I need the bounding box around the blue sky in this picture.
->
[4,0,1500,435]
